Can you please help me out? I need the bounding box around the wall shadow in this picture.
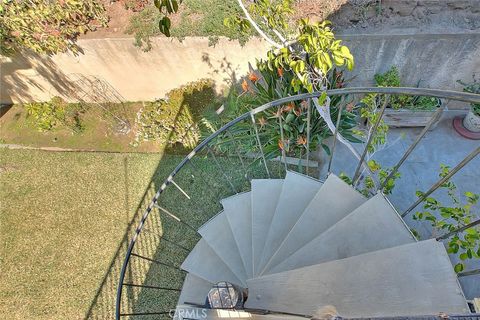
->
[0,52,77,103]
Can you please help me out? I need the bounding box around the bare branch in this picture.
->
[236,0,283,48]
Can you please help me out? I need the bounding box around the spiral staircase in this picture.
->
[116,88,480,320]
[176,171,468,319]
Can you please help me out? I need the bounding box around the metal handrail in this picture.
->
[116,87,480,319]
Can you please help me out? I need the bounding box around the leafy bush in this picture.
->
[126,0,251,51]
[134,79,217,149]
[457,75,480,116]
[25,97,84,132]
[339,160,401,197]
[0,0,108,55]
[202,64,360,161]
[413,165,480,273]
[126,6,162,52]
[372,66,439,111]
[171,0,251,45]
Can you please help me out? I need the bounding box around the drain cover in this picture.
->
[207,282,241,309]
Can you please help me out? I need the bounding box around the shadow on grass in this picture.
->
[82,80,279,319]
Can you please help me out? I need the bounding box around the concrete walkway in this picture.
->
[325,110,480,299]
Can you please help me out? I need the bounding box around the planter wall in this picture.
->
[383,108,443,128]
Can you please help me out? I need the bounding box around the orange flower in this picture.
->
[283,102,295,113]
[278,138,290,151]
[241,79,249,92]
[258,116,267,127]
[277,67,284,77]
[346,102,354,112]
[248,72,259,82]
[294,107,301,116]
[296,135,307,145]
[278,139,284,150]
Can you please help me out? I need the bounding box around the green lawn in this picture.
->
[0,147,277,319]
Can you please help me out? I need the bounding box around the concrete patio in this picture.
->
[324,110,480,299]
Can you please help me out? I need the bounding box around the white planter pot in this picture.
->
[463,109,480,133]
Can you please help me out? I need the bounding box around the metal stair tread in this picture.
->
[268,193,417,274]
[251,179,284,276]
[246,239,469,318]
[198,211,248,283]
[261,173,366,274]
[221,192,253,279]
[181,238,245,287]
[256,171,323,272]
[178,273,213,306]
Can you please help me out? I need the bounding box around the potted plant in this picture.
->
[455,76,480,136]
[359,66,443,128]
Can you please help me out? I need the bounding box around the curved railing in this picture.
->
[116,87,480,319]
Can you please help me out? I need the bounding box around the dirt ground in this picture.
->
[82,0,480,40]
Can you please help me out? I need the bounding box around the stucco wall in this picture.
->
[1,33,479,104]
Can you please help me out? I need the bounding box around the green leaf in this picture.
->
[321,143,331,156]
[454,263,464,273]
[318,92,327,105]
[285,113,295,123]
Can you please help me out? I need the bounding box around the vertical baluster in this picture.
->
[327,95,345,174]
[207,147,238,194]
[226,129,247,176]
[306,98,311,176]
[250,113,271,178]
[352,95,390,184]
[278,106,288,172]
[378,104,445,192]
[401,146,480,218]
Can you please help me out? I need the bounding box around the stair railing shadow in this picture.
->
[83,81,226,319]
[112,87,480,319]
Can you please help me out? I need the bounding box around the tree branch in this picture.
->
[236,0,283,49]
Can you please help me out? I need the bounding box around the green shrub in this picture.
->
[171,0,250,45]
[373,66,439,111]
[126,0,251,51]
[202,65,360,161]
[457,75,480,116]
[126,6,162,52]
[413,165,480,273]
[0,0,107,56]
[25,97,84,132]
[135,79,217,149]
